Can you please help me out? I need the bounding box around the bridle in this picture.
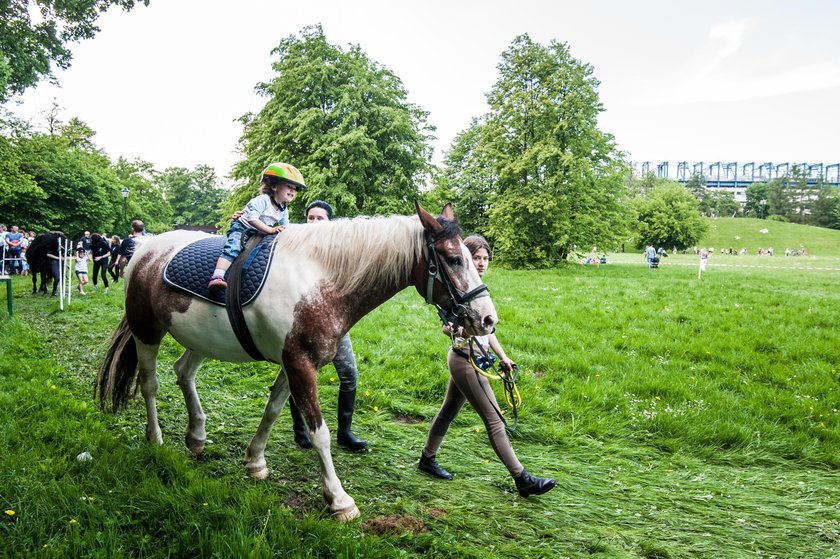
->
[423,233,489,332]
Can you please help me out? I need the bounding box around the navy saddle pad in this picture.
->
[162,235,277,306]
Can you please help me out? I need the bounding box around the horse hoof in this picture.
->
[185,434,205,454]
[333,505,360,522]
[247,465,270,480]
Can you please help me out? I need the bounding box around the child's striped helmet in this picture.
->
[261,162,306,190]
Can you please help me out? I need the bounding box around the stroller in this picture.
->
[649,256,660,269]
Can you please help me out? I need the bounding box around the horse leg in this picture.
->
[135,340,163,444]
[174,349,207,454]
[243,368,291,479]
[289,365,359,521]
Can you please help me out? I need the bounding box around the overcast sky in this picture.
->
[9,0,840,183]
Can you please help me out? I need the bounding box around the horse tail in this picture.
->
[95,315,139,412]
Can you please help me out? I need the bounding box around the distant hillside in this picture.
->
[699,218,840,257]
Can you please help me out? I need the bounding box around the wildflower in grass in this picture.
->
[51,384,57,389]
[4,509,14,516]
[329,377,336,382]
[203,502,208,507]
[474,428,481,433]
[364,390,370,397]
[373,406,379,412]
[69,519,77,525]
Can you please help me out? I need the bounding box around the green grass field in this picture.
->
[1,260,838,558]
[699,218,840,258]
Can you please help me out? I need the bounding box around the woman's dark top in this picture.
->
[92,240,110,259]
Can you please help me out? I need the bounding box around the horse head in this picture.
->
[415,202,498,337]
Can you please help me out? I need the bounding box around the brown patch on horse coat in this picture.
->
[283,282,350,430]
[125,249,192,345]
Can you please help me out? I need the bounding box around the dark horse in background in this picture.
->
[25,232,68,295]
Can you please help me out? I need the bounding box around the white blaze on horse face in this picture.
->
[454,242,498,336]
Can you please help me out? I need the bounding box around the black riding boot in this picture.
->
[288,400,312,449]
[418,453,453,480]
[513,470,557,497]
[337,389,367,452]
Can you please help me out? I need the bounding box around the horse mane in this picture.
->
[276,215,425,297]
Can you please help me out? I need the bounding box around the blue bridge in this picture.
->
[635,161,840,188]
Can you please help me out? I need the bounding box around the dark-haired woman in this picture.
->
[90,233,110,292]
[418,235,556,498]
[107,235,121,282]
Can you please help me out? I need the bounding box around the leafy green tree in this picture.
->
[478,34,629,266]
[425,119,497,235]
[113,157,172,235]
[230,25,433,219]
[700,190,739,218]
[766,178,793,221]
[159,165,227,227]
[0,125,45,225]
[13,131,115,235]
[745,182,769,218]
[684,173,707,207]
[0,0,149,101]
[811,185,840,230]
[633,181,708,250]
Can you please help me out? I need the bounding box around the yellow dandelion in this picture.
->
[4,510,14,516]
[69,519,78,525]
[203,502,208,507]
[51,385,57,390]
[484,460,489,464]
[373,406,379,412]
[364,390,370,397]
[655,396,661,400]
[329,377,336,382]
[474,428,481,433]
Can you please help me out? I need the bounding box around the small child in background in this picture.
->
[74,246,89,295]
[208,162,306,292]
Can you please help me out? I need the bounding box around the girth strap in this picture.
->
[226,233,269,362]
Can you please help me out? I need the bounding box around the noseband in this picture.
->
[424,234,489,330]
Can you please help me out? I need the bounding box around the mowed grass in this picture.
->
[0,261,838,558]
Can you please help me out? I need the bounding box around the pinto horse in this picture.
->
[96,203,497,520]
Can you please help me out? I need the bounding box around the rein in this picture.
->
[452,336,521,431]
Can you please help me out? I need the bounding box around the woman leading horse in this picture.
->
[96,202,497,521]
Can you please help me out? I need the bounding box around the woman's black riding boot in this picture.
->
[288,400,312,449]
[418,453,453,480]
[513,470,557,497]
[337,389,367,452]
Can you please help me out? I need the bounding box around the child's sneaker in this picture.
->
[208,275,227,292]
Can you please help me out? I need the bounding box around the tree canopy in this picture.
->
[632,181,709,250]
[229,25,433,220]
[0,0,149,101]
[428,34,629,267]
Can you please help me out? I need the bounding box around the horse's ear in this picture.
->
[441,203,455,221]
[415,200,441,235]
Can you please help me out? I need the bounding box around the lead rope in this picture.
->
[447,331,522,432]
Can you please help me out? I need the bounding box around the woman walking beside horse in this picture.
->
[419,235,556,498]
